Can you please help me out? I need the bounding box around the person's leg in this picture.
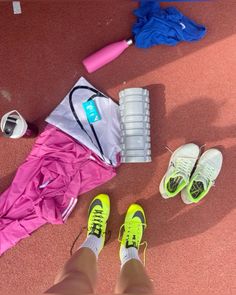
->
[116,259,153,294]
[115,204,154,294]
[45,247,97,295]
[45,194,110,295]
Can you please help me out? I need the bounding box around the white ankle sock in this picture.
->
[79,235,103,258]
[120,245,141,267]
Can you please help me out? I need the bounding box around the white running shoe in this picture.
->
[159,143,200,199]
[181,148,223,204]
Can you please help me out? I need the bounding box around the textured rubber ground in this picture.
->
[0,1,235,295]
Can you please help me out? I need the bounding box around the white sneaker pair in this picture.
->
[159,143,223,204]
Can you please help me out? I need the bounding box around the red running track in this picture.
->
[0,1,235,294]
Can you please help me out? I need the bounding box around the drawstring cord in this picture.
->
[165,145,173,154]
[70,226,86,256]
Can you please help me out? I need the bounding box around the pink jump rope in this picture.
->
[82,38,133,73]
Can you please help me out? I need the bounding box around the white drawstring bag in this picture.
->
[46,77,121,166]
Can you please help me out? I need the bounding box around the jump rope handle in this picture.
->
[82,39,133,73]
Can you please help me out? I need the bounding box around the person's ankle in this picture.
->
[120,245,141,267]
[79,234,103,258]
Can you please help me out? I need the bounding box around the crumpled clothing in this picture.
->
[0,124,116,255]
[132,0,206,48]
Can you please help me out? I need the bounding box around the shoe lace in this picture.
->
[89,209,104,236]
[175,158,194,177]
[118,222,148,265]
[197,163,216,185]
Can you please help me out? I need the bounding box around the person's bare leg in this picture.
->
[45,248,97,295]
[115,259,153,294]
[115,204,154,294]
[45,194,111,295]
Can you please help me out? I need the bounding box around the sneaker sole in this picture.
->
[159,173,171,199]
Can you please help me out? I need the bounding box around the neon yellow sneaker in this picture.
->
[119,204,147,260]
[87,194,110,252]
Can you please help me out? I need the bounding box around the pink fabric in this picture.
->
[0,124,116,255]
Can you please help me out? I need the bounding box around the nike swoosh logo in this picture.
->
[133,210,145,225]
[88,198,103,216]
[180,22,186,30]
